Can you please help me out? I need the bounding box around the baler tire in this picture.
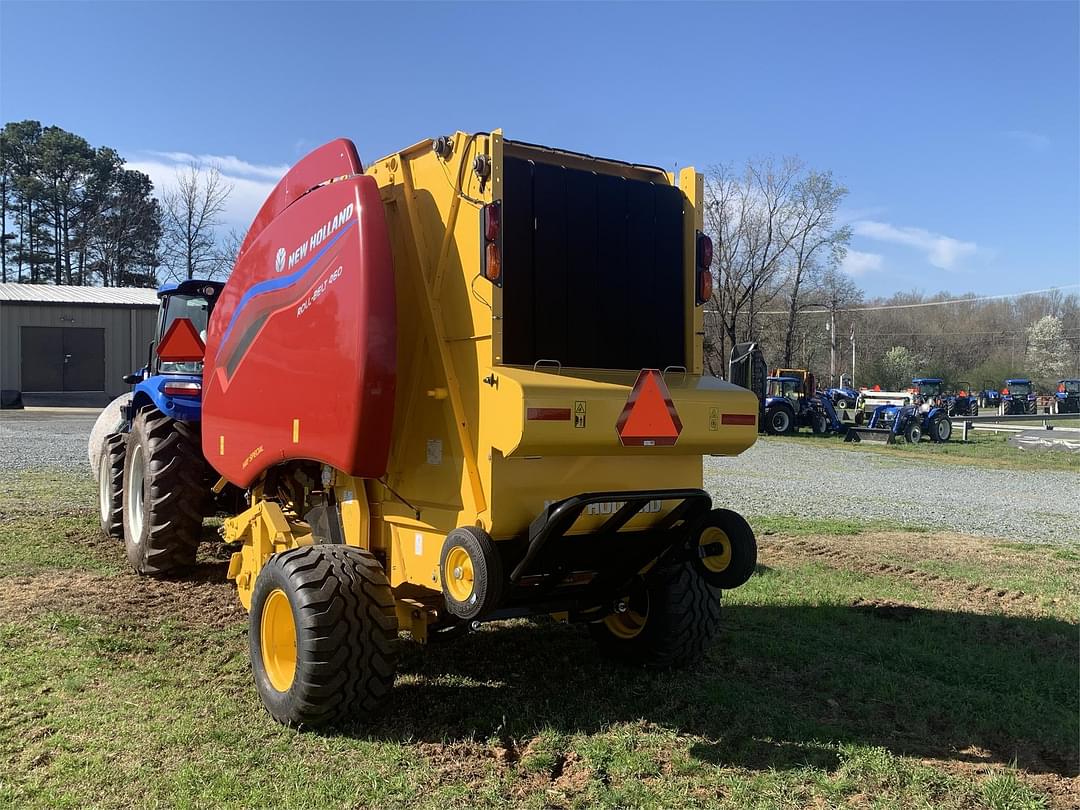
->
[439,526,504,621]
[589,561,721,669]
[691,508,758,590]
[122,406,205,576]
[98,432,125,539]
[249,545,398,728]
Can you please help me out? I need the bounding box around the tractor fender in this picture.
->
[131,374,203,424]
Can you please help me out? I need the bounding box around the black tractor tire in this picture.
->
[589,561,721,669]
[970,403,979,417]
[930,415,952,443]
[765,406,794,436]
[250,545,398,728]
[439,526,505,621]
[836,397,854,410]
[811,413,829,435]
[122,406,205,576]
[904,421,922,444]
[98,432,126,539]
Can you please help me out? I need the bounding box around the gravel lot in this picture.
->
[706,439,1078,543]
[2,409,1076,543]
[1,409,99,471]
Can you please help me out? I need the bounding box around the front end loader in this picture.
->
[107,133,762,729]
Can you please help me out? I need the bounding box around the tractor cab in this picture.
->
[911,378,944,412]
[766,376,804,404]
[1002,378,1036,415]
[122,279,226,423]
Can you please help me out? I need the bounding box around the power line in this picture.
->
[704,284,1080,316]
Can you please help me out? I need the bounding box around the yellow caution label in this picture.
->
[574,400,587,429]
[219,435,225,455]
[708,407,719,431]
[292,418,300,443]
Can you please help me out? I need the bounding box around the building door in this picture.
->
[21,326,106,391]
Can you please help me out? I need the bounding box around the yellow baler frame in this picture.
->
[225,130,758,624]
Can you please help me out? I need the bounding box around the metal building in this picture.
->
[0,284,158,406]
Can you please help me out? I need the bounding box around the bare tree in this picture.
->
[703,157,802,372]
[160,163,232,280]
[779,171,851,366]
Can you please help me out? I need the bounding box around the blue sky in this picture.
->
[2,1,1077,298]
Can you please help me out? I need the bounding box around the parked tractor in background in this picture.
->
[1002,378,1037,415]
[824,377,859,411]
[845,377,952,444]
[88,132,764,729]
[1054,379,1080,414]
[763,370,846,436]
[853,385,912,426]
[946,381,979,417]
[977,381,1002,410]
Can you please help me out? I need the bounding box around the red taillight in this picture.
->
[484,242,502,283]
[484,202,500,242]
[163,381,201,398]
[696,232,713,270]
[481,201,502,286]
[695,232,713,305]
[697,267,713,304]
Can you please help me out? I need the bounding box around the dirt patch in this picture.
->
[0,562,243,630]
[921,753,1080,810]
[762,533,1050,617]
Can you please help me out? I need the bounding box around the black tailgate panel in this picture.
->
[501,156,685,371]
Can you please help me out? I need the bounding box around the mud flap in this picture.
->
[844,427,895,444]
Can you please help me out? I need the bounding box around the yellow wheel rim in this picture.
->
[700,526,732,573]
[260,588,297,692]
[444,545,475,603]
[603,591,649,640]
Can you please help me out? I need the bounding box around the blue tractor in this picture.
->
[1002,378,1037,415]
[946,381,979,417]
[91,279,225,574]
[844,377,952,444]
[824,383,859,411]
[1054,379,1080,414]
[977,380,1002,410]
[763,374,846,436]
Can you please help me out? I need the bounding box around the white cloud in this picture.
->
[852,220,978,271]
[126,151,287,230]
[1002,130,1050,151]
[839,249,884,276]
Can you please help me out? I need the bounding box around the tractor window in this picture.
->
[918,381,942,397]
[158,294,210,374]
[1063,381,1079,394]
[1009,382,1032,396]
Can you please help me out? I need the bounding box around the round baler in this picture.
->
[126,133,764,727]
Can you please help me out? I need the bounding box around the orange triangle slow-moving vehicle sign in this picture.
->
[157,317,206,362]
[616,369,682,446]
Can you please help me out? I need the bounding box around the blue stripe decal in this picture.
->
[219,218,357,347]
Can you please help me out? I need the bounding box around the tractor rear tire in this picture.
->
[589,561,721,669]
[250,545,398,728]
[765,406,794,436]
[122,406,205,576]
[930,415,952,443]
[98,432,125,539]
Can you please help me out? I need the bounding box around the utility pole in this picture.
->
[829,309,837,386]
[850,324,857,389]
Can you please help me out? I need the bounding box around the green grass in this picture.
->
[766,430,1080,472]
[0,469,1075,809]
[749,514,919,537]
